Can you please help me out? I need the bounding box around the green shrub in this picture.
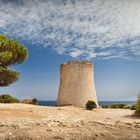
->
[135,94,140,116]
[0,94,20,103]
[86,100,97,110]
[123,104,131,109]
[110,104,119,108]
[102,104,131,109]
[22,98,38,105]
[32,98,38,105]
[131,104,137,110]
[110,104,127,109]
[102,105,110,108]
[118,104,127,108]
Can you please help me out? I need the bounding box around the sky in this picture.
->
[0,0,140,101]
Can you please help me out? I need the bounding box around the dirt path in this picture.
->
[0,103,140,140]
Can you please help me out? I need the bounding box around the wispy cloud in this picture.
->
[0,0,140,60]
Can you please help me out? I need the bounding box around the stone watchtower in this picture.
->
[57,60,98,107]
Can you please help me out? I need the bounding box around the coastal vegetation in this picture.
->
[131,104,137,110]
[22,98,38,105]
[0,94,20,103]
[0,94,38,105]
[0,34,28,86]
[135,94,140,116]
[102,103,136,110]
[86,100,97,110]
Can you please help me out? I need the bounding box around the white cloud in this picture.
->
[0,0,140,60]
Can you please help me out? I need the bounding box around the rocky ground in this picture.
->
[0,103,140,140]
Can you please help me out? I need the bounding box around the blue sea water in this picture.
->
[38,101,135,106]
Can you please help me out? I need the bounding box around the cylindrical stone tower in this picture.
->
[57,60,98,107]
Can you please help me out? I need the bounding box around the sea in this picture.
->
[38,101,135,106]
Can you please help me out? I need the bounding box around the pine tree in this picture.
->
[0,34,28,86]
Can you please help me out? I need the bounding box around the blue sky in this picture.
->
[0,0,140,101]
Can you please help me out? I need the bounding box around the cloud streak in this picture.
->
[0,0,140,60]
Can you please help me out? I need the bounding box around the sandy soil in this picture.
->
[0,103,140,140]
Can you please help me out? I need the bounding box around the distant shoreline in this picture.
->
[38,101,135,106]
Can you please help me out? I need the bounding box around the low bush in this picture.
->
[135,94,140,116]
[123,104,131,109]
[102,105,110,108]
[110,104,127,109]
[22,98,38,105]
[110,104,119,108]
[32,98,38,105]
[102,104,134,109]
[131,104,137,110]
[0,94,20,103]
[118,104,127,108]
[102,103,136,110]
[86,100,97,110]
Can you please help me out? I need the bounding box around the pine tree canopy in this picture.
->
[0,34,28,86]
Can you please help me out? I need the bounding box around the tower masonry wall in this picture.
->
[57,60,98,107]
